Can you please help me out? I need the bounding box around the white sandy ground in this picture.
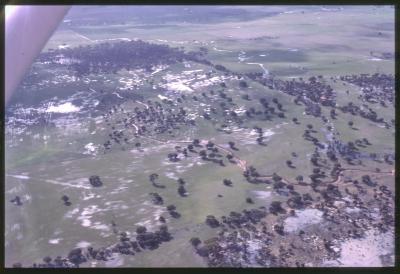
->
[160,70,234,93]
[46,102,81,113]
[46,178,93,190]
[284,209,324,233]
[322,229,394,267]
[246,62,269,75]
[158,94,169,100]
[105,254,124,267]
[6,174,30,180]
[76,241,91,248]
[76,205,114,230]
[49,238,63,244]
[252,190,272,199]
[83,142,99,156]
[213,47,233,52]
[367,58,387,61]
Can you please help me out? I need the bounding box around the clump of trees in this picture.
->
[149,193,164,205]
[239,80,248,88]
[223,179,233,187]
[205,215,220,228]
[167,204,181,218]
[38,40,207,77]
[178,185,188,197]
[149,173,165,188]
[89,175,103,187]
[61,195,71,206]
[269,201,286,215]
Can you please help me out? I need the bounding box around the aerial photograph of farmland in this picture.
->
[5,5,395,267]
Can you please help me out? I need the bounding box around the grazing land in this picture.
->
[5,5,394,268]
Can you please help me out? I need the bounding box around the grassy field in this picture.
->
[5,5,394,267]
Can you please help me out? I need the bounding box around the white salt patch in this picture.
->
[234,106,246,115]
[47,102,80,113]
[83,143,98,155]
[92,224,110,231]
[46,179,92,190]
[109,186,129,195]
[82,191,96,201]
[158,94,169,100]
[49,238,62,244]
[165,172,179,180]
[84,142,95,151]
[166,82,193,92]
[182,69,203,75]
[246,62,269,75]
[11,223,21,231]
[284,209,323,233]
[263,129,275,137]
[105,254,124,267]
[6,186,23,194]
[81,219,91,227]
[253,191,271,199]
[323,230,394,267]
[136,219,152,227]
[112,92,123,99]
[345,207,361,213]
[213,47,233,52]
[58,44,69,49]
[23,194,32,202]
[65,208,80,218]
[76,241,91,248]
[7,174,30,180]
[368,58,385,61]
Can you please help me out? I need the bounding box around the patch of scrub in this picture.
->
[284,208,323,233]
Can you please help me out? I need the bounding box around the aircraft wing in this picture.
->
[5,5,70,104]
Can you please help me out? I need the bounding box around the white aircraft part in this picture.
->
[5,5,70,105]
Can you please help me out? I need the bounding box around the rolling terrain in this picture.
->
[5,5,395,267]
